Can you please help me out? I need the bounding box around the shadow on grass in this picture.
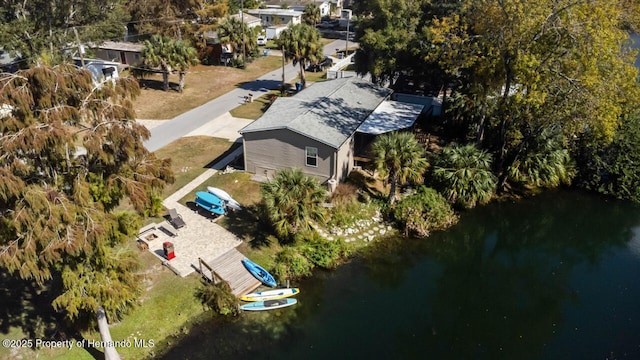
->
[0,269,70,342]
[221,205,272,249]
[137,78,179,92]
[203,142,243,171]
[73,333,103,360]
[185,201,226,222]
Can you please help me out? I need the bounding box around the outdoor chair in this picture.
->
[168,208,186,229]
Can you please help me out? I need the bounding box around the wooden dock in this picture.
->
[199,248,261,296]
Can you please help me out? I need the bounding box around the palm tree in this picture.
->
[142,35,174,91]
[507,128,574,189]
[430,144,497,209]
[261,168,327,240]
[303,3,321,27]
[171,40,200,93]
[372,132,429,204]
[277,23,323,88]
[217,16,257,64]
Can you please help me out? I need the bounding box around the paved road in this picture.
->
[144,40,357,152]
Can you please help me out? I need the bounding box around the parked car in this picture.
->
[257,36,267,46]
[307,56,334,72]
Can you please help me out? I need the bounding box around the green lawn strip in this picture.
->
[153,136,240,199]
[229,91,279,120]
[178,172,261,208]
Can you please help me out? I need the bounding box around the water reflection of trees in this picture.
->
[364,190,640,359]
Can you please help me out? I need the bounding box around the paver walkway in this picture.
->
[139,146,245,278]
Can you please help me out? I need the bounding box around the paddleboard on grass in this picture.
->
[207,186,242,210]
[240,288,300,302]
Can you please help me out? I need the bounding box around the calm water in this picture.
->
[160,191,640,360]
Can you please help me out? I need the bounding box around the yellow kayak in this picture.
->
[240,288,300,302]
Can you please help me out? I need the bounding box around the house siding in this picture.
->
[243,129,336,182]
[94,49,142,67]
[334,135,354,181]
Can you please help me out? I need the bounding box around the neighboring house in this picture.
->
[265,0,339,15]
[230,12,263,28]
[92,41,144,68]
[202,31,236,65]
[277,1,331,17]
[266,24,289,40]
[239,77,424,186]
[73,58,120,85]
[0,48,21,73]
[247,9,303,27]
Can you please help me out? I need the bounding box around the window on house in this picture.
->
[306,147,318,167]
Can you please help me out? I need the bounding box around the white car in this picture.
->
[257,36,267,46]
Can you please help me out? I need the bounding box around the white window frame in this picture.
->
[305,146,318,167]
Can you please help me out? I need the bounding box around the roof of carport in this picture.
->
[356,100,424,135]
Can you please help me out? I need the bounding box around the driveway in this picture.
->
[143,41,359,152]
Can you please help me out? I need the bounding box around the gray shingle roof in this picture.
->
[239,78,392,148]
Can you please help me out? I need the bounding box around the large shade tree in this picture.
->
[261,168,327,241]
[0,65,173,323]
[0,0,129,64]
[428,0,640,189]
[277,23,324,88]
[372,132,428,204]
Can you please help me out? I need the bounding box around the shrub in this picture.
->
[116,211,142,236]
[300,236,351,269]
[393,186,458,237]
[196,281,240,317]
[273,246,314,281]
[429,144,496,209]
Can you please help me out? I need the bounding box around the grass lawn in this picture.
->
[177,172,261,209]
[133,56,283,119]
[154,136,240,199]
[229,91,279,120]
[176,172,281,267]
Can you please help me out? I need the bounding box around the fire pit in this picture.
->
[145,233,158,242]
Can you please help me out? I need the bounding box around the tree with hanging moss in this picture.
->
[0,65,173,324]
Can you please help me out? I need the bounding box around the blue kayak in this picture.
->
[195,191,225,215]
[242,258,277,287]
[240,298,297,311]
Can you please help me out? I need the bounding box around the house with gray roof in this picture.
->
[239,77,423,185]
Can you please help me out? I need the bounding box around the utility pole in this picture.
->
[345,18,349,56]
[281,45,286,92]
[241,2,246,67]
[73,27,85,69]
